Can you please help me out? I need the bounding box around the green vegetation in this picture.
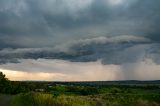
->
[0,71,160,106]
[9,93,90,106]
[9,92,160,106]
[0,72,49,94]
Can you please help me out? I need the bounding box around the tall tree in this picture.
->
[0,71,8,81]
[0,72,9,93]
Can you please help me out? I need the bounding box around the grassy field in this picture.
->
[2,73,160,106]
[9,92,160,106]
[1,80,160,106]
[0,94,4,96]
[9,93,89,106]
[8,83,160,106]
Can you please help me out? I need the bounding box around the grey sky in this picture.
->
[0,0,160,80]
[0,0,160,47]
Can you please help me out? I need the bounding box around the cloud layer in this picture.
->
[0,0,160,80]
[0,35,155,65]
[0,0,160,47]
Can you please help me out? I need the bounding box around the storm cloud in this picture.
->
[0,35,153,64]
[0,0,160,47]
[0,0,160,80]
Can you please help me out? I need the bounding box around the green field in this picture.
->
[1,82,160,106]
[9,91,160,106]
[7,84,160,106]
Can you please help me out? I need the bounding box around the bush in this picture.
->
[66,86,99,95]
[110,88,121,94]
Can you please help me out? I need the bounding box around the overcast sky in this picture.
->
[0,0,160,81]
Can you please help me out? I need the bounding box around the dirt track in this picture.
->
[0,95,14,106]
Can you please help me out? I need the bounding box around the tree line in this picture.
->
[0,72,46,94]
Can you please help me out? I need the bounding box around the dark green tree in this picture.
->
[0,71,8,81]
[0,71,9,93]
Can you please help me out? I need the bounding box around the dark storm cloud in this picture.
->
[124,0,160,42]
[0,35,158,65]
[0,0,160,47]
[0,0,160,65]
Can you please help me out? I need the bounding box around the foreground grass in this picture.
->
[9,92,90,106]
[0,94,4,96]
[9,92,160,106]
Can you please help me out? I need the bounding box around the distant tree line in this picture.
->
[0,72,48,94]
[0,71,26,94]
[1,71,159,95]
